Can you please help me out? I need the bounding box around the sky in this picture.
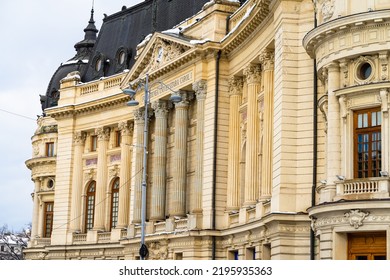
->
[0,0,143,231]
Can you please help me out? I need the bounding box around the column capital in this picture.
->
[118,121,134,136]
[73,131,86,145]
[174,91,191,109]
[228,76,243,97]
[134,108,145,123]
[152,100,169,118]
[193,80,207,100]
[259,50,274,71]
[243,64,261,84]
[95,127,110,141]
[325,61,340,73]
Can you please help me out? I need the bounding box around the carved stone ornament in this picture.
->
[109,164,120,177]
[147,240,168,260]
[151,100,168,118]
[317,95,328,133]
[73,131,86,145]
[118,121,134,136]
[344,209,369,229]
[95,127,110,141]
[259,50,275,71]
[321,0,335,22]
[243,64,261,84]
[228,76,243,97]
[193,80,207,100]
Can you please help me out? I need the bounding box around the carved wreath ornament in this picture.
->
[344,210,369,229]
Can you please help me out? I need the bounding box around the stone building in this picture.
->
[25,0,390,260]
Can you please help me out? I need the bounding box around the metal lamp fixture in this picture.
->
[121,73,182,260]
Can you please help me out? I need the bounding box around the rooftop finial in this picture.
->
[90,0,95,24]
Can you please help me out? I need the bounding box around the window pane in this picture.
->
[358,114,363,128]
[372,112,377,126]
[377,112,382,125]
[363,113,368,127]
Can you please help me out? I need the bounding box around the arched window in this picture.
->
[85,181,96,231]
[110,178,120,230]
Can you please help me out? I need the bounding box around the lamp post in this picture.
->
[123,73,181,260]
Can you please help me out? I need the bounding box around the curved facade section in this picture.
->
[304,2,390,260]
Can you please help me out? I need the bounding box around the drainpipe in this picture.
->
[212,50,222,260]
[310,3,318,261]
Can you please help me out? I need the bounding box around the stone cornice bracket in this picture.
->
[344,209,369,229]
[339,59,349,88]
[259,50,275,71]
[228,76,243,97]
[151,100,169,118]
[380,88,389,113]
[95,127,110,141]
[379,51,389,81]
[73,131,87,145]
[193,80,207,100]
[118,120,134,136]
[243,64,261,85]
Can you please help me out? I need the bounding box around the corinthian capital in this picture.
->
[73,131,86,145]
[243,64,261,84]
[193,80,207,100]
[259,50,274,71]
[95,127,110,141]
[228,76,243,97]
[152,100,168,118]
[118,121,134,136]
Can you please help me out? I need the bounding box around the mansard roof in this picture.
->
[41,0,210,112]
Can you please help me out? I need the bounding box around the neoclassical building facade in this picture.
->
[25,0,390,260]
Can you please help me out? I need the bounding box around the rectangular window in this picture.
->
[115,130,121,148]
[91,135,98,152]
[46,142,55,157]
[354,108,382,178]
[43,202,54,238]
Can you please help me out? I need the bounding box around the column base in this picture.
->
[188,213,203,230]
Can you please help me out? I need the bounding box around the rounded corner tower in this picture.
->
[304,0,390,260]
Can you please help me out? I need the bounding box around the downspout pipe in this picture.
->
[310,4,318,261]
[212,50,222,260]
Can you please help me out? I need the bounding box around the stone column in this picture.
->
[243,64,261,206]
[70,131,86,232]
[192,80,207,213]
[227,77,243,210]
[170,91,189,217]
[93,127,110,231]
[31,177,41,238]
[325,63,341,199]
[117,121,133,228]
[132,109,145,224]
[150,101,168,220]
[259,50,274,199]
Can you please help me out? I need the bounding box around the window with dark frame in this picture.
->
[354,108,382,178]
[115,130,121,148]
[91,135,98,152]
[110,178,120,230]
[85,181,96,231]
[46,142,55,157]
[43,202,54,238]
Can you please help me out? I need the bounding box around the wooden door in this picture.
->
[348,232,386,260]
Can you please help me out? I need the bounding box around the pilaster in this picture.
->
[243,64,261,206]
[70,131,86,232]
[93,127,110,231]
[227,76,243,210]
[117,121,133,228]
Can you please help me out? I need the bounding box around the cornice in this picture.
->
[335,81,390,97]
[45,93,129,119]
[303,9,390,58]
[222,0,271,55]
[25,157,56,170]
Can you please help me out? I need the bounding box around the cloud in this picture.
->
[0,0,143,230]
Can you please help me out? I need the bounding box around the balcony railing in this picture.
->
[335,177,390,200]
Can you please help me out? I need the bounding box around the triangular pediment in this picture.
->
[122,32,194,86]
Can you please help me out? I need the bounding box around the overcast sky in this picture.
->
[0,0,144,231]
